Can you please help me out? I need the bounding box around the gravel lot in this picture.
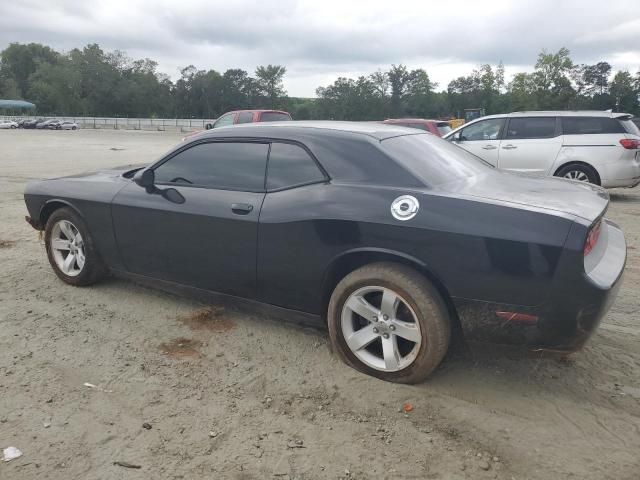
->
[1,129,639,480]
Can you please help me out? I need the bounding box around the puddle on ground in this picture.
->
[159,337,202,359]
[0,240,17,249]
[180,306,235,333]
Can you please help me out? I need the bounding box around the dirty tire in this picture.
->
[555,163,599,185]
[44,207,107,286]
[328,262,450,384]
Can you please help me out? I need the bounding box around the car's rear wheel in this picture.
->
[72,126,77,130]
[45,208,107,286]
[328,262,450,384]
[556,164,599,185]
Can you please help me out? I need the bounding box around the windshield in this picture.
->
[380,133,494,187]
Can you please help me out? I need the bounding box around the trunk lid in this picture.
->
[442,171,609,223]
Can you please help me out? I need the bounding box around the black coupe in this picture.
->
[24,122,626,383]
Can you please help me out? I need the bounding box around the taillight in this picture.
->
[584,220,602,256]
[619,139,639,149]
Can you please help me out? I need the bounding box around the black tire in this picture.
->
[555,163,599,185]
[44,207,107,286]
[72,126,77,130]
[327,262,450,384]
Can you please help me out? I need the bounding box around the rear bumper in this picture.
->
[600,151,640,188]
[455,220,626,351]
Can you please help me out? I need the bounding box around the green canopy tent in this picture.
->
[0,99,36,115]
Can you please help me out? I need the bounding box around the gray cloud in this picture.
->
[1,0,639,96]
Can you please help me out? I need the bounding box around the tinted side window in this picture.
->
[562,116,626,135]
[236,112,254,124]
[155,142,268,191]
[213,113,234,128]
[460,118,504,141]
[260,112,291,122]
[506,117,557,139]
[267,143,325,190]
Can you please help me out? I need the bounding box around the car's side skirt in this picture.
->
[110,269,325,330]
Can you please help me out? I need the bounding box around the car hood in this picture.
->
[440,171,609,223]
[53,164,146,181]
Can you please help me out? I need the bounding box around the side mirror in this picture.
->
[205,123,213,130]
[133,168,155,190]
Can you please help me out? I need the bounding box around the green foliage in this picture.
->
[255,65,287,108]
[610,71,639,113]
[1,43,639,119]
[0,42,288,117]
[1,42,59,98]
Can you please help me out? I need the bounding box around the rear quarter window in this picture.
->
[266,142,325,190]
[562,117,626,135]
[259,112,291,122]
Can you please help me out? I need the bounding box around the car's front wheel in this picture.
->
[44,208,107,286]
[328,262,450,384]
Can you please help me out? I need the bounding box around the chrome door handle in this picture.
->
[231,203,253,215]
[482,145,497,150]
[502,144,517,150]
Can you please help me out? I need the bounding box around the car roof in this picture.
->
[226,109,290,114]
[384,118,446,124]
[477,110,632,119]
[197,120,419,141]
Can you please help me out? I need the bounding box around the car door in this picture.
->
[498,117,562,175]
[256,141,330,312]
[111,140,269,299]
[450,117,505,166]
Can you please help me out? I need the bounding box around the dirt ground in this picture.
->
[1,129,639,480]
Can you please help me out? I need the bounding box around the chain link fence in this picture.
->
[0,115,215,132]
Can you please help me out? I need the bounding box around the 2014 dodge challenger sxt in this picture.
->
[24,121,627,383]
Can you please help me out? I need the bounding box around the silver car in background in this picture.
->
[56,121,79,130]
[0,120,19,129]
[444,111,640,188]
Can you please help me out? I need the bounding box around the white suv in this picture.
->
[443,111,640,188]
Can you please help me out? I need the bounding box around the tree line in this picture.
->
[1,43,639,120]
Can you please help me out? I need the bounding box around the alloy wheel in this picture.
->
[341,286,422,372]
[563,170,589,182]
[50,220,86,277]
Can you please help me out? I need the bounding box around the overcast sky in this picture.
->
[1,0,639,97]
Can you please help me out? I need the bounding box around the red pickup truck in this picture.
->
[205,109,292,130]
[382,118,452,137]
